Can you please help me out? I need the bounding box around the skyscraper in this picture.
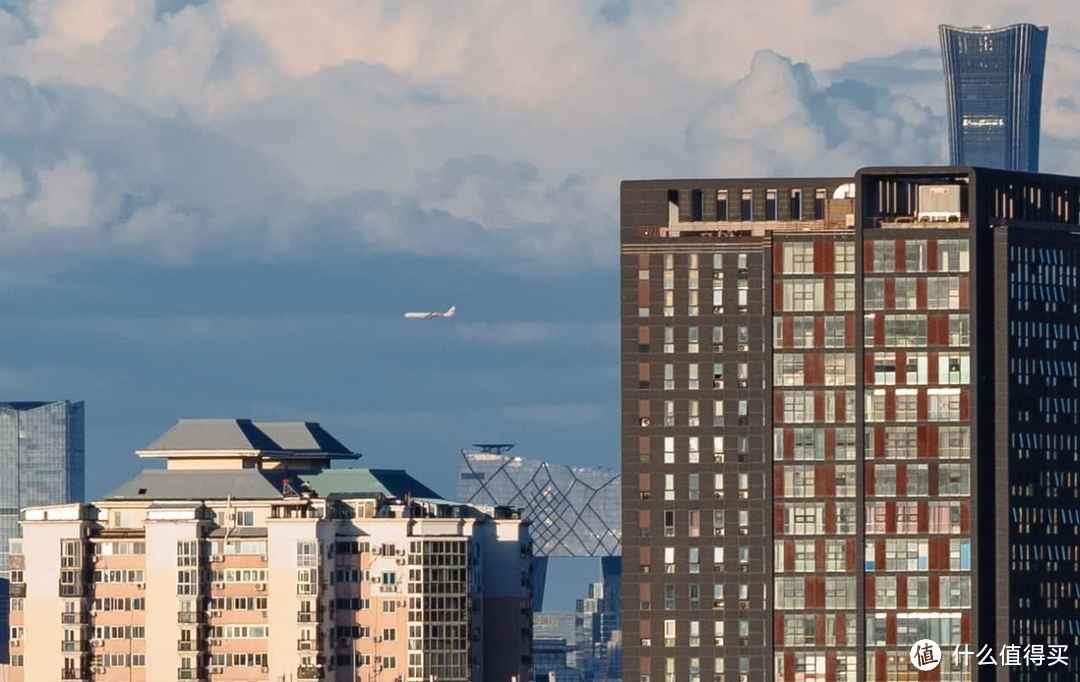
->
[0,400,84,663]
[940,23,1048,171]
[621,168,1080,681]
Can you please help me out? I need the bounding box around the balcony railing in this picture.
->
[177,639,196,651]
[61,640,89,652]
[59,584,86,597]
[296,666,324,680]
[297,608,324,623]
[61,612,90,624]
[60,669,91,681]
[177,611,206,624]
[10,583,26,597]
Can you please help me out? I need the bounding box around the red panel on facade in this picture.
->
[917,390,928,421]
[824,277,835,312]
[895,239,906,273]
[846,539,858,572]
[774,614,784,647]
[814,317,825,347]
[962,613,972,643]
[875,313,885,345]
[638,280,650,305]
[816,538,826,573]
[897,465,908,497]
[895,351,907,386]
[814,465,829,497]
[916,277,928,308]
[959,388,970,421]
[773,244,784,275]
[774,503,785,534]
[929,573,940,606]
[875,426,886,459]
[785,540,795,572]
[815,614,827,646]
[864,240,875,273]
[929,538,950,572]
[785,653,795,682]
[885,390,896,422]
[825,652,836,681]
[959,275,970,309]
[917,426,928,457]
[884,277,896,309]
[927,353,939,384]
[918,501,929,534]
[927,239,938,272]
[784,428,795,459]
[783,316,794,347]
[929,463,940,497]
[814,391,826,421]
[823,241,836,274]
[845,314,855,345]
[825,429,836,461]
[960,502,971,533]
[898,575,909,609]
[926,426,939,457]
[865,575,876,609]
[864,354,875,385]
[875,539,886,571]
[835,392,845,422]
[774,282,784,312]
[639,510,651,529]
[875,652,886,682]
[774,394,785,425]
[865,464,875,495]
[824,502,836,534]
[813,241,827,273]
[774,470,785,498]
[885,501,897,533]
[886,614,897,646]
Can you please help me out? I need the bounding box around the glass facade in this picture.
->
[939,23,1048,171]
[0,400,84,662]
[457,447,620,558]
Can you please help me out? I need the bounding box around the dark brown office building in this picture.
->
[620,167,1080,682]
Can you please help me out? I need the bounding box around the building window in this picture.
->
[824,353,855,385]
[939,427,970,458]
[895,278,917,310]
[905,240,927,272]
[928,388,962,421]
[834,280,855,311]
[783,242,814,274]
[774,354,804,386]
[691,190,704,221]
[928,277,962,309]
[874,465,897,496]
[766,189,778,220]
[939,353,970,384]
[790,189,803,220]
[884,314,927,346]
[793,316,815,347]
[824,316,846,347]
[865,280,885,309]
[938,240,970,272]
[949,314,970,346]
[716,190,729,220]
[688,326,700,353]
[835,242,854,273]
[664,327,675,354]
[814,189,826,219]
[939,464,970,496]
[783,280,824,311]
[741,190,753,220]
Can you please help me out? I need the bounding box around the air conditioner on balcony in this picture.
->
[93,666,106,674]
[260,555,268,561]
[211,555,223,563]
[90,638,104,647]
[136,583,145,589]
[215,582,225,589]
[256,583,266,592]
[210,667,224,674]
[211,610,222,617]
[210,638,222,646]
[395,558,405,565]
[374,637,381,643]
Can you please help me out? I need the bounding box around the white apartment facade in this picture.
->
[6,419,533,682]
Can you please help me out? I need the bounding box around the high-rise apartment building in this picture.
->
[0,400,84,663]
[6,418,532,682]
[940,24,1048,171]
[621,167,1080,682]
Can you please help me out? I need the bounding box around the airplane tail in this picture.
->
[445,305,456,317]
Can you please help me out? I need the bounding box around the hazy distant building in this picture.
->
[0,401,84,663]
[940,23,1048,171]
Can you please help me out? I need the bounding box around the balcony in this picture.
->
[177,611,206,624]
[297,609,323,623]
[297,638,320,651]
[59,584,86,597]
[62,611,90,624]
[10,583,26,597]
[177,640,197,652]
[176,666,207,680]
[61,640,89,653]
[297,666,324,680]
[60,669,91,681]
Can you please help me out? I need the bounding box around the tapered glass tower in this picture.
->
[940,23,1048,171]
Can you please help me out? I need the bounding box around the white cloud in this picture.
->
[26,155,97,227]
[0,1,1077,269]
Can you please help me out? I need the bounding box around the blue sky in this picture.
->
[2,0,1079,607]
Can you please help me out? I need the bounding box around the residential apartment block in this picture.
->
[6,418,532,682]
[620,167,1080,682]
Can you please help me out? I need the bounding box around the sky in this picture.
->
[2,0,1080,608]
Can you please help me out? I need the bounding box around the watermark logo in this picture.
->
[911,639,942,671]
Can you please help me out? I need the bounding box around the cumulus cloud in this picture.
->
[0,1,1078,270]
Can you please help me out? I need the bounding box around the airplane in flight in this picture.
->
[404,305,456,320]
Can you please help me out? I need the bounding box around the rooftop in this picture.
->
[138,418,358,459]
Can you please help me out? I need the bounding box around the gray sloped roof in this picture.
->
[105,469,289,501]
[298,468,441,500]
[141,418,357,458]
[253,421,353,455]
[143,419,281,452]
